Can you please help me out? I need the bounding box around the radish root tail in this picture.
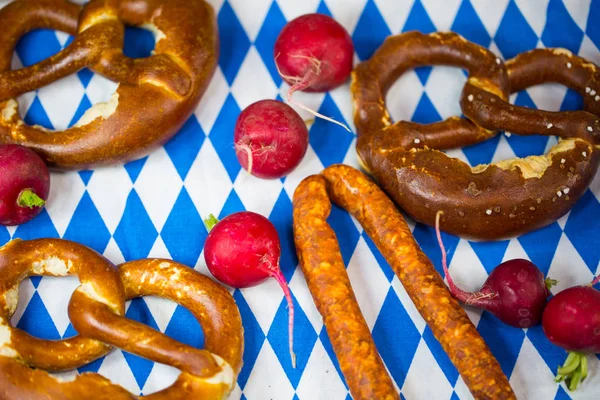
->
[592,275,600,287]
[274,53,351,133]
[235,143,254,176]
[555,352,588,391]
[435,211,494,306]
[272,271,296,369]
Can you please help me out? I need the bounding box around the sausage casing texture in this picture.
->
[293,164,516,400]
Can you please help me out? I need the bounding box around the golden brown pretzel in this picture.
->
[0,238,125,371]
[293,165,515,400]
[352,31,600,240]
[0,0,218,170]
[0,240,243,399]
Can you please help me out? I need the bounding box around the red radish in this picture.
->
[542,283,600,390]
[203,211,296,367]
[234,99,309,180]
[274,13,354,131]
[435,211,553,328]
[0,144,50,226]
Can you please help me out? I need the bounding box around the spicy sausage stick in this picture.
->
[293,164,515,400]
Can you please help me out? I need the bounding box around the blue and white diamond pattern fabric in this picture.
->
[0,0,599,399]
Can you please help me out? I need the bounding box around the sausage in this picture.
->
[0,0,218,169]
[352,31,600,240]
[293,164,516,400]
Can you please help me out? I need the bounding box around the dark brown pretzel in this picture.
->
[0,240,243,399]
[0,0,218,170]
[352,31,600,240]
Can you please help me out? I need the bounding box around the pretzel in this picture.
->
[0,0,218,170]
[352,31,600,240]
[293,164,515,400]
[0,239,243,399]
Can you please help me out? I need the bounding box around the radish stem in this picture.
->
[203,214,220,232]
[545,278,558,290]
[556,352,588,391]
[17,189,45,209]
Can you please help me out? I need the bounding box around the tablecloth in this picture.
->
[1,0,599,399]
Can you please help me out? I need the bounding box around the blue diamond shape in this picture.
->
[586,0,600,46]
[13,209,59,241]
[316,1,332,16]
[414,67,432,86]
[451,0,491,47]
[403,0,436,34]
[450,393,460,400]
[519,222,563,276]
[527,325,569,376]
[495,0,539,59]
[123,26,155,59]
[541,0,584,52]
[164,304,204,349]
[161,187,207,267]
[0,228,9,246]
[476,311,525,378]
[319,326,348,390]
[24,96,54,130]
[63,192,111,254]
[362,232,395,282]
[16,292,61,340]
[122,298,160,389]
[210,94,241,182]
[422,326,459,386]
[69,94,92,128]
[310,94,354,167]
[505,91,549,157]
[412,92,442,124]
[327,204,361,266]
[78,356,104,374]
[63,323,78,339]
[561,88,584,111]
[462,133,501,167]
[267,294,317,388]
[114,190,158,261]
[164,116,205,181]
[372,288,421,388]
[268,190,297,282]
[234,290,266,389]
[218,1,251,85]
[469,240,510,274]
[78,171,94,186]
[219,189,245,219]
[412,223,460,277]
[554,386,570,400]
[564,191,600,273]
[352,0,391,61]
[16,29,62,67]
[77,68,94,88]
[124,157,148,184]
[255,1,287,86]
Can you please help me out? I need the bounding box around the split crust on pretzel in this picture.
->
[293,164,515,400]
[0,239,243,399]
[352,31,600,240]
[0,0,218,170]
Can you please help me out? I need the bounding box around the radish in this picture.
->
[203,211,296,367]
[274,13,354,132]
[542,282,600,391]
[0,144,50,226]
[234,99,309,180]
[435,211,553,328]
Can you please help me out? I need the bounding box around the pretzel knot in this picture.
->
[0,239,243,399]
[352,31,600,241]
[0,0,218,170]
